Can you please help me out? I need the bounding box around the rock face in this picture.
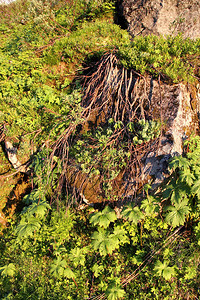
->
[142,81,198,188]
[125,79,198,196]
[117,0,200,39]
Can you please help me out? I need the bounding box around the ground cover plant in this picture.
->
[0,0,200,299]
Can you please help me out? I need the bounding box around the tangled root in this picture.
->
[50,53,160,204]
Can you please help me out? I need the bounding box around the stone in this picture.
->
[4,140,30,172]
[140,80,198,189]
[117,0,200,39]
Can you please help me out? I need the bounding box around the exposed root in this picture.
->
[49,53,161,204]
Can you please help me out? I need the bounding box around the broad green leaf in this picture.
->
[25,200,51,219]
[184,266,197,280]
[90,206,117,228]
[15,217,41,239]
[179,169,195,186]
[23,189,42,205]
[105,283,125,300]
[0,263,16,277]
[162,266,176,280]
[50,257,67,278]
[165,199,190,227]
[91,228,118,256]
[191,177,200,199]
[162,185,173,199]
[141,196,159,216]
[170,184,189,204]
[121,204,143,224]
[112,225,129,245]
[170,156,190,171]
[63,267,75,279]
[154,260,175,280]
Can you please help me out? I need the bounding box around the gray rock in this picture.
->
[117,0,200,39]
[141,81,198,188]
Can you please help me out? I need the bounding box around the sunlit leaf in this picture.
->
[165,199,190,227]
[90,206,117,228]
[121,204,143,224]
[92,263,104,278]
[0,263,16,277]
[105,282,125,300]
[154,260,175,280]
[68,247,85,267]
[91,228,118,256]
[15,216,41,239]
[50,257,67,278]
[25,200,51,219]
[63,267,75,279]
[141,196,159,216]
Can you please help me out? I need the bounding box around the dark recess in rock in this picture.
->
[115,0,129,30]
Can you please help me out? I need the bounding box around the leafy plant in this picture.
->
[15,216,41,240]
[0,263,16,277]
[91,225,128,256]
[105,280,125,300]
[0,1,200,299]
[154,260,176,280]
[90,206,117,228]
[50,256,75,279]
[165,198,190,227]
[121,204,144,224]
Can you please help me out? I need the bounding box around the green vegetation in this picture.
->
[118,34,200,82]
[1,137,200,299]
[0,0,200,299]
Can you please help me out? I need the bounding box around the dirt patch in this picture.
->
[0,145,31,230]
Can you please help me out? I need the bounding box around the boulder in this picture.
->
[117,0,200,39]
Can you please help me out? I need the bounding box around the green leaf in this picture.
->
[121,204,143,224]
[90,206,117,228]
[15,216,41,239]
[143,183,151,194]
[179,169,195,186]
[165,199,190,227]
[91,228,118,256]
[50,257,67,278]
[162,266,176,280]
[50,256,75,279]
[191,177,200,199]
[92,263,104,278]
[169,156,190,171]
[141,196,159,216]
[112,225,129,245]
[154,260,175,280]
[0,263,16,277]
[68,247,85,267]
[184,266,197,280]
[171,186,187,204]
[63,267,75,279]
[105,283,125,300]
[24,200,51,219]
[162,185,173,199]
